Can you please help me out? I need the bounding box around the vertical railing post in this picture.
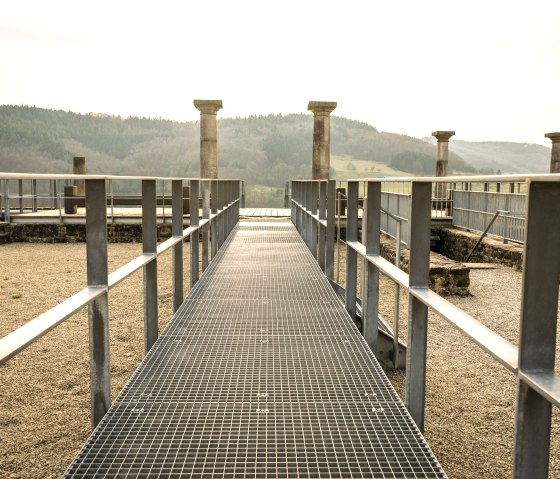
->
[31,179,37,212]
[18,179,24,213]
[142,179,158,353]
[202,180,210,270]
[211,181,218,257]
[305,182,313,251]
[85,178,111,428]
[293,182,298,233]
[218,181,225,248]
[364,181,381,353]
[311,181,319,258]
[513,180,560,479]
[345,181,359,320]
[190,180,200,288]
[405,181,432,432]
[318,181,327,271]
[172,180,184,312]
[290,181,296,225]
[1,179,10,222]
[326,180,336,281]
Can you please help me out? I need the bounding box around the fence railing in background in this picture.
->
[291,174,560,479]
[452,184,526,243]
[0,176,245,225]
[0,173,240,427]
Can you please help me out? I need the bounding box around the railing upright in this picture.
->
[172,180,184,312]
[310,182,319,259]
[364,181,381,352]
[1,179,9,222]
[142,180,158,353]
[345,181,358,321]
[85,178,111,428]
[211,181,218,258]
[513,180,560,479]
[190,180,200,288]
[326,180,335,281]
[202,180,210,270]
[318,181,327,271]
[405,181,432,432]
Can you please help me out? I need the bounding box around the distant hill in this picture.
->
[423,137,551,174]
[1,105,548,205]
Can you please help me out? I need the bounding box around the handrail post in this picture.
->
[190,180,200,287]
[211,181,218,258]
[218,181,225,248]
[1,179,9,222]
[172,179,184,312]
[31,179,37,212]
[364,181,381,353]
[85,178,111,428]
[345,181,359,320]
[513,180,560,479]
[405,181,432,432]
[305,181,313,251]
[318,181,327,271]
[18,179,24,213]
[326,179,336,280]
[202,180,210,270]
[311,181,319,258]
[290,181,296,225]
[142,179,158,353]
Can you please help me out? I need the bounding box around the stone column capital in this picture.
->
[432,131,455,142]
[194,99,223,115]
[545,132,560,143]
[308,101,337,116]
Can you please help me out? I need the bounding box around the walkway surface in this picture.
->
[64,220,446,478]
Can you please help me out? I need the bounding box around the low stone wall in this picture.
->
[380,235,470,296]
[0,223,174,244]
[436,227,523,270]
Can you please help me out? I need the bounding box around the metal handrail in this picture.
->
[0,174,241,428]
[291,175,560,479]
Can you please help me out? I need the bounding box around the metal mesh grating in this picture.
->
[64,220,446,478]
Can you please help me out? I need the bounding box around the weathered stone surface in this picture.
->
[308,101,337,180]
[380,234,470,296]
[545,132,560,173]
[0,223,176,244]
[437,227,523,270]
[194,100,223,179]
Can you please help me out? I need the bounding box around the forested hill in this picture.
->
[0,105,549,205]
[0,105,474,178]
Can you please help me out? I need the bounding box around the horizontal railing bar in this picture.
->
[346,238,518,372]
[346,240,409,288]
[519,371,560,408]
[108,254,155,288]
[0,172,241,182]
[410,287,519,373]
[0,286,106,364]
[345,173,560,183]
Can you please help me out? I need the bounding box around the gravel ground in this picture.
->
[1,240,559,478]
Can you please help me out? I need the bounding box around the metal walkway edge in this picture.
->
[64,221,446,478]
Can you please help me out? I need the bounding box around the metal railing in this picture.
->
[0,176,245,224]
[291,174,560,479]
[0,173,241,427]
[452,183,526,243]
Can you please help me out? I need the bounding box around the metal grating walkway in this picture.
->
[64,221,446,478]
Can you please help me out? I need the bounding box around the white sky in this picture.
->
[1,0,559,145]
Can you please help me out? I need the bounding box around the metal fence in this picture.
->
[452,187,526,243]
[0,173,240,427]
[0,175,245,224]
[291,174,560,479]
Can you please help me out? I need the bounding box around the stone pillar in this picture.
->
[545,132,560,173]
[73,156,86,196]
[194,100,223,179]
[308,101,337,180]
[432,131,455,200]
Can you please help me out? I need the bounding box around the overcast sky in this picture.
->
[1,0,559,145]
